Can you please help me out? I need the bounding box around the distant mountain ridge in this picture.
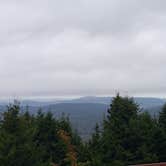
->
[1,96,163,107]
[0,96,165,139]
[61,96,165,108]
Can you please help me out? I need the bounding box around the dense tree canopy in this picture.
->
[0,102,82,166]
[0,95,166,166]
[88,95,166,166]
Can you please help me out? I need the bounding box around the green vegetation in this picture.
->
[0,95,166,166]
[87,95,166,166]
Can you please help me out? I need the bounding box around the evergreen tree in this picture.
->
[102,95,139,165]
[159,103,166,131]
[88,94,162,165]
[0,102,82,166]
[88,123,102,166]
[1,96,166,166]
[0,103,47,166]
[157,103,166,161]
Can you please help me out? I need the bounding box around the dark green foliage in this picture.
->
[1,95,166,166]
[0,102,81,166]
[88,124,102,166]
[159,104,166,130]
[88,94,166,165]
[157,104,166,161]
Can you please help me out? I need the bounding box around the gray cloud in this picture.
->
[0,0,166,98]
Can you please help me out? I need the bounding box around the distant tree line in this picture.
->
[0,95,166,166]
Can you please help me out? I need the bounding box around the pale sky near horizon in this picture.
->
[0,0,166,98]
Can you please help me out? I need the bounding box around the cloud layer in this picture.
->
[0,0,166,97]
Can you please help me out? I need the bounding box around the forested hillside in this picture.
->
[0,95,166,166]
[0,97,164,139]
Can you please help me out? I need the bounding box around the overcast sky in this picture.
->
[0,0,166,98]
